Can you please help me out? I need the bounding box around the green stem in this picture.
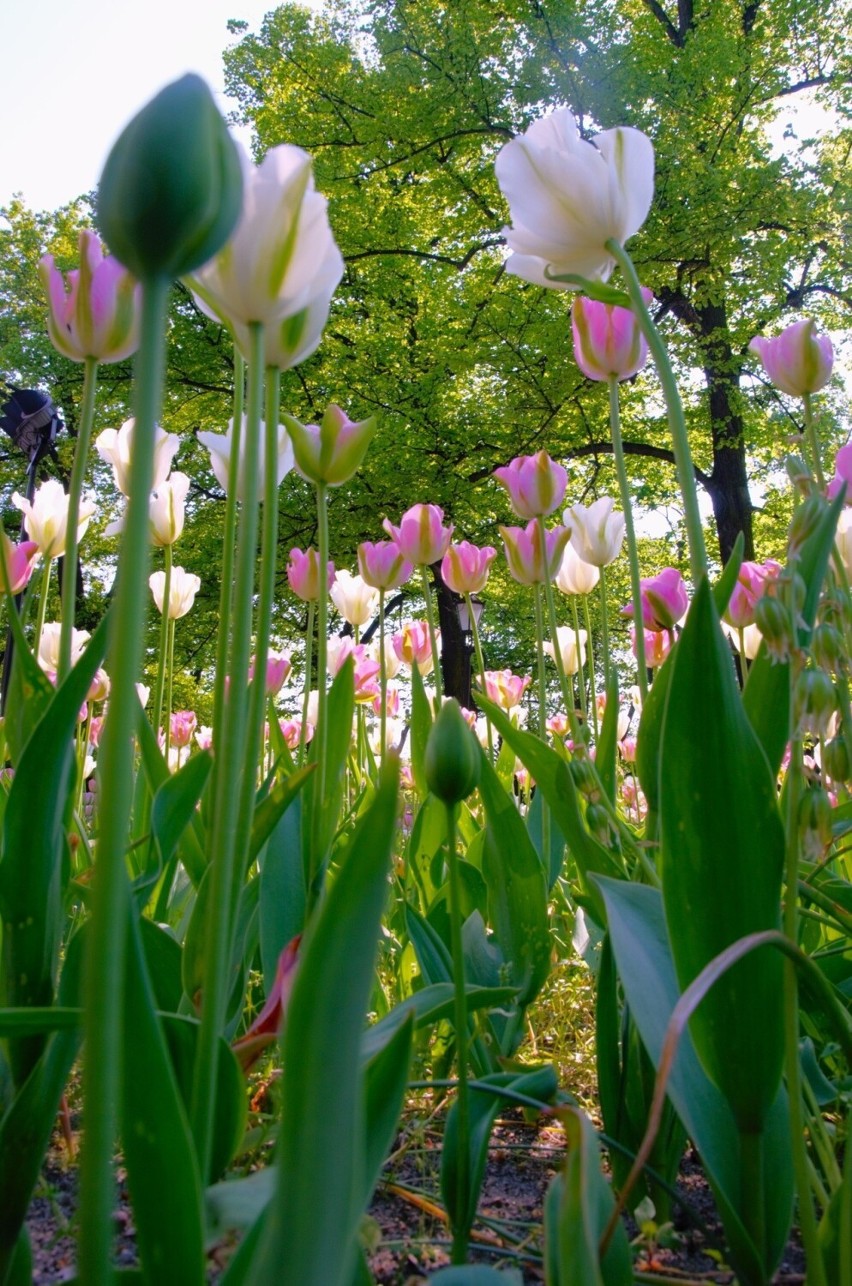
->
[608,375,647,701]
[445,801,471,1264]
[209,350,244,793]
[190,322,265,1183]
[33,557,53,658]
[783,735,828,1286]
[164,615,175,763]
[151,545,172,735]
[802,392,826,491]
[466,592,493,758]
[300,601,315,765]
[582,593,599,739]
[534,583,552,862]
[605,239,708,586]
[598,566,611,693]
[233,364,282,883]
[379,588,387,758]
[59,355,99,682]
[308,481,330,906]
[537,517,578,740]
[570,596,587,726]
[421,564,442,704]
[78,274,170,1286]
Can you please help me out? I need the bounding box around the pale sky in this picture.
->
[0,0,316,212]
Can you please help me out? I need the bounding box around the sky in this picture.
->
[0,0,316,213]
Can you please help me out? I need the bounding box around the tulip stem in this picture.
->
[608,375,647,701]
[300,601,315,765]
[308,479,331,906]
[538,518,585,753]
[570,597,587,725]
[209,351,244,792]
[233,364,282,886]
[802,392,826,491]
[598,567,611,693]
[533,583,552,864]
[191,321,265,1183]
[33,556,53,659]
[444,800,472,1264]
[783,733,827,1285]
[78,273,170,1286]
[421,564,443,705]
[152,544,172,736]
[379,588,387,757]
[466,592,493,758]
[583,594,599,739]
[59,355,98,682]
[605,239,707,587]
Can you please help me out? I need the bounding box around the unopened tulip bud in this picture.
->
[569,758,599,800]
[794,669,837,739]
[284,404,375,488]
[585,802,614,846]
[97,74,243,281]
[823,735,850,784]
[798,786,834,859]
[788,495,828,555]
[424,698,481,805]
[811,623,844,672]
[754,595,794,663]
[749,319,833,399]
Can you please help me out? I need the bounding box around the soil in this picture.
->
[26,1116,807,1284]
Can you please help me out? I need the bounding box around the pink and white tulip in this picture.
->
[622,568,688,632]
[393,620,435,674]
[13,479,95,560]
[500,520,571,585]
[749,319,833,398]
[287,547,335,602]
[284,404,375,488]
[383,503,453,566]
[493,451,567,519]
[0,533,39,594]
[40,229,140,363]
[441,541,497,595]
[572,288,653,381]
[198,416,294,502]
[357,540,413,591]
[330,570,379,627]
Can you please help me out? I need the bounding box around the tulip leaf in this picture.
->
[360,983,518,1060]
[478,753,551,1008]
[0,927,84,1284]
[258,794,307,993]
[361,1013,414,1204]
[477,696,622,923]
[543,1105,633,1286]
[0,614,107,1086]
[596,668,620,805]
[441,1065,557,1248]
[409,660,433,796]
[249,762,313,866]
[659,576,785,1131]
[1,585,54,768]
[136,702,208,882]
[245,756,400,1286]
[121,903,206,1286]
[148,748,213,903]
[430,1270,523,1285]
[526,786,566,888]
[595,876,793,1286]
[303,657,355,889]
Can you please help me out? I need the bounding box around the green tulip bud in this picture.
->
[788,494,827,555]
[823,735,850,784]
[569,757,599,800]
[793,668,837,739]
[811,623,843,672]
[97,74,243,281]
[424,699,481,805]
[798,785,834,859]
[754,594,794,662]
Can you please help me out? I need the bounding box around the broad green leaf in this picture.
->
[596,877,793,1286]
[526,785,565,888]
[249,762,313,867]
[0,927,84,1284]
[712,531,744,618]
[409,660,433,796]
[477,696,623,924]
[543,1106,633,1286]
[150,749,213,893]
[1,579,54,768]
[138,918,183,1013]
[160,1016,246,1181]
[596,668,620,804]
[0,1007,81,1036]
[360,983,518,1060]
[136,702,207,883]
[121,905,205,1286]
[406,794,446,909]
[258,793,306,993]
[303,657,355,887]
[478,753,551,1007]
[430,1268,523,1284]
[0,614,107,1086]
[245,757,400,1286]
[361,1013,413,1203]
[441,1065,557,1247]
[660,576,784,1131]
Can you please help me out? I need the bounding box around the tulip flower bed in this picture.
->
[1,75,850,1286]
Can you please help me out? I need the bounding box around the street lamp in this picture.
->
[455,593,483,649]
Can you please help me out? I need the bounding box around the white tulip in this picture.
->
[555,539,601,595]
[149,472,191,547]
[564,498,625,568]
[198,417,294,503]
[13,479,95,560]
[149,566,201,620]
[544,626,587,676]
[495,108,655,287]
[330,570,379,628]
[96,418,179,498]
